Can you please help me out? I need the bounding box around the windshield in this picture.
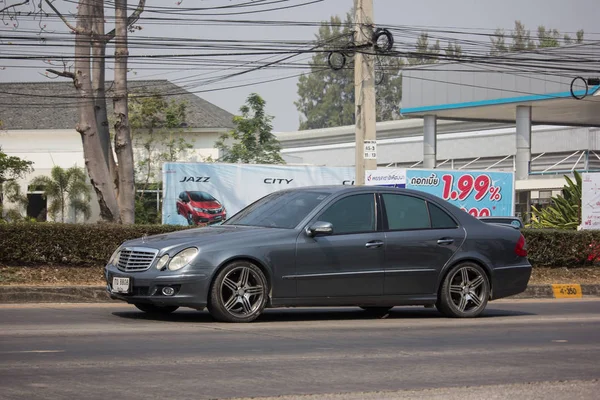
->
[189,192,216,202]
[224,190,331,229]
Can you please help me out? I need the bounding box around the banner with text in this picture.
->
[405,169,515,217]
[581,172,600,230]
[365,168,406,187]
[162,163,355,226]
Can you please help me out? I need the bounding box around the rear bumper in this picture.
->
[491,263,532,300]
[105,265,210,309]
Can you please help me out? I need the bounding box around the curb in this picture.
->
[0,285,599,304]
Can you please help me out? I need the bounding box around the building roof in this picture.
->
[0,79,234,130]
[401,41,600,127]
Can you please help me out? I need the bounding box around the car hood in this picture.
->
[121,225,286,251]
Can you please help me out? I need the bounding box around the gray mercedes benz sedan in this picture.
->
[105,186,531,322]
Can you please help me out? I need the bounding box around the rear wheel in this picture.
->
[208,261,268,323]
[134,304,179,314]
[437,262,490,318]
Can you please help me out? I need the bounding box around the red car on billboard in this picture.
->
[176,191,226,226]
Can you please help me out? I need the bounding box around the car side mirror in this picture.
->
[306,221,334,237]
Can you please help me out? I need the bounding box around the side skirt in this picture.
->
[270,294,437,308]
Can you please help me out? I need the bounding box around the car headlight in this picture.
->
[108,248,121,265]
[155,254,170,271]
[168,248,198,271]
[193,207,208,213]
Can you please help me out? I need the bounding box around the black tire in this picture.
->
[359,306,392,314]
[208,261,268,323]
[134,304,179,314]
[436,262,490,318]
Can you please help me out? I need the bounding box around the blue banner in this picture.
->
[406,169,514,217]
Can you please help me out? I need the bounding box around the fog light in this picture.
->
[162,286,175,296]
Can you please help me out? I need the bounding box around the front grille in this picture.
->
[117,247,159,272]
[207,208,222,214]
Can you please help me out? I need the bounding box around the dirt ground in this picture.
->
[0,265,599,286]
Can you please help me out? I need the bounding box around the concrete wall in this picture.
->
[280,125,600,167]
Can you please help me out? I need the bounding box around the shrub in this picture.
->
[0,223,188,266]
[1,223,600,268]
[522,229,600,267]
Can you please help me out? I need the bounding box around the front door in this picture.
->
[294,193,385,298]
[380,193,466,295]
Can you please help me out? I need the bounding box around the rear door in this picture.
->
[380,193,466,295]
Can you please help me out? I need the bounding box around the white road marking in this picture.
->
[0,350,65,354]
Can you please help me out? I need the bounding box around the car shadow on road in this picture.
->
[112,306,534,323]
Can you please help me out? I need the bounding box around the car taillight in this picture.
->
[515,234,528,257]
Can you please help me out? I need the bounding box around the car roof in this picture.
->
[286,185,442,199]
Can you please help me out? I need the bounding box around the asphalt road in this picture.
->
[0,299,599,400]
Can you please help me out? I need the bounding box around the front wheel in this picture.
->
[436,262,490,318]
[208,261,268,323]
[134,304,179,314]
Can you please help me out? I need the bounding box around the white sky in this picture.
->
[1,0,598,131]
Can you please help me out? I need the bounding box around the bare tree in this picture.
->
[2,0,146,223]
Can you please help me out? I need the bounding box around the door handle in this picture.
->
[437,238,454,245]
[365,240,384,249]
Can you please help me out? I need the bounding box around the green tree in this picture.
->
[215,93,284,164]
[127,92,193,224]
[407,33,441,65]
[529,171,582,230]
[1,180,30,222]
[30,166,91,223]
[0,146,33,219]
[129,92,193,195]
[295,13,405,130]
[491,21,584,54]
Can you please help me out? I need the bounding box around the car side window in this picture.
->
[318,194,376,234]
[382,194,430,230]
[428,202,458,229]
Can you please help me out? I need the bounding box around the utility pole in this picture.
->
[354,0,376,185]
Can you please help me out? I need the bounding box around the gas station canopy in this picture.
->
[400,42,600,127]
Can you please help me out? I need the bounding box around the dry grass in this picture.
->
[0,265,105,286]
[1,265,599,286]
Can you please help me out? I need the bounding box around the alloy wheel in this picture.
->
[448,266,486,313]
[219,266,265,318]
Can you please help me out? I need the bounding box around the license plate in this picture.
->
[213,215,222,221]
[112,277,130,293]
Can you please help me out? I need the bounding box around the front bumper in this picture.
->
[105,264,210,309]
[192,213,226,225]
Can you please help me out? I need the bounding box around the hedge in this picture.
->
[1,223,600,268]
[0,223,186,266]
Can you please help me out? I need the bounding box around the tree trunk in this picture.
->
[113,0,135,224]
[91,0,119,191]
[75,0,120,222]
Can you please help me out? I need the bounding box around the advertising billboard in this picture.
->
[367,168,515,217]
[162,163,355,226]
[365,168,406,187]
[581,172,600,230]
